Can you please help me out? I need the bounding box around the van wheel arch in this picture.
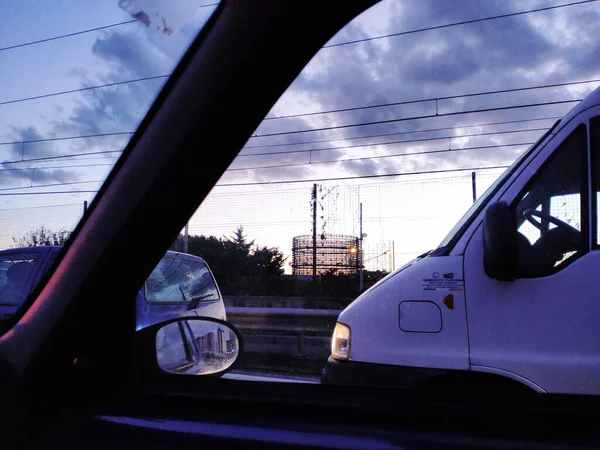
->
[422,370,537,394]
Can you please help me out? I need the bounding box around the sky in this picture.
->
[0,0,599,271]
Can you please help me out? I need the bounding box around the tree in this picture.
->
[13,226,71,247]
[226,226,254,253]
[251,245,285,278]
[169,227,286,294]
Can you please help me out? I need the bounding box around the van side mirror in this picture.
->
[482,201,517,282]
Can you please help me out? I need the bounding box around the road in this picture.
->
[224,370,320,384]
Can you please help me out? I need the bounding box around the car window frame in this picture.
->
[0,0,375,382]
[6,3,600,447]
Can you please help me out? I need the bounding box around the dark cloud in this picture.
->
[4,0,599,190]
[0,126,81,188]
[400,39,480,84]
[91,30,166,80]
[232,0,600,182]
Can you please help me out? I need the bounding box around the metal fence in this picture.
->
[0,169,505,271]
[186,169,504,271]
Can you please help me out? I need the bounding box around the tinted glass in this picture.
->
[0,251,40,306]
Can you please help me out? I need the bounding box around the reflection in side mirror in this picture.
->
[155,317,242,376]
[482,201,517,282]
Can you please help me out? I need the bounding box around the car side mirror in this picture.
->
[482,201,517,282]
[136,317,243,378]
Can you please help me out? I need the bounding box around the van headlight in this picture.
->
[331,322,351,361]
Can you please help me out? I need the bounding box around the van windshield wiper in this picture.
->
[188,293,216,310]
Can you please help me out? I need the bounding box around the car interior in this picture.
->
[0,1,599,449]
[515,125,585,276]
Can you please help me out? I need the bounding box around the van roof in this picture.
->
[558,85,600,129]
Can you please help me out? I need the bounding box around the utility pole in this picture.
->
[183,223,189,253]
[83,200,88,215]
[359,202,363,292]
[312,184,317,297]
[392,241,395,271]
[471,171,477,203]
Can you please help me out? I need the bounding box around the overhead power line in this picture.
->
[0,112,560,150]
[0,163,115,174]
[0,165,510,193]
[0,131,133,147]
[323,0,597,48]
[231,142,533,172]
[0,80,576,148]
[240,127,546,158]
[0,190,97,196]
[246,116,562,149]
[218,165,510,187]
[0,180,104,193]
[264,79,600,121]
[0,20,137,53]
[0,149,122,165]
[0,2,219,53]
[254,99,579,138]
[0,128,544,173]
[0,75,168,107]
[0,203,81,212]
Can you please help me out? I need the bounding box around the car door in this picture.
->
[464,111,600,394]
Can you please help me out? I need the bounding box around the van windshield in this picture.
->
[437,139,541,249]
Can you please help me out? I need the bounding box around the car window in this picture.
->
[0,1,220,320]
[167,0,600,390]
[145,257,219,303]
[7,0,600,397]
[0,252,41,305]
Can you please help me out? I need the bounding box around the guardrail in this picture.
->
[224,296,352,310]
[226,307,341,375]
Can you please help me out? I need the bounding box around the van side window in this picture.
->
[145,257,219,303]
[514,125,587,278]
[591,117,600,247]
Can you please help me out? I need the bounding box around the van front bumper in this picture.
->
[321,356,447,387]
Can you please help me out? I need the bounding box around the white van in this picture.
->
[322,86,600,395]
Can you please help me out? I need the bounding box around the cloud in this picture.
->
[0,126,82,188]
[4,0,600,191]
[0,1,210,191]
[91,29,168,81]
[226,0,600,184]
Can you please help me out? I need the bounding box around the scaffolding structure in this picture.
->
[292,234,360,276]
